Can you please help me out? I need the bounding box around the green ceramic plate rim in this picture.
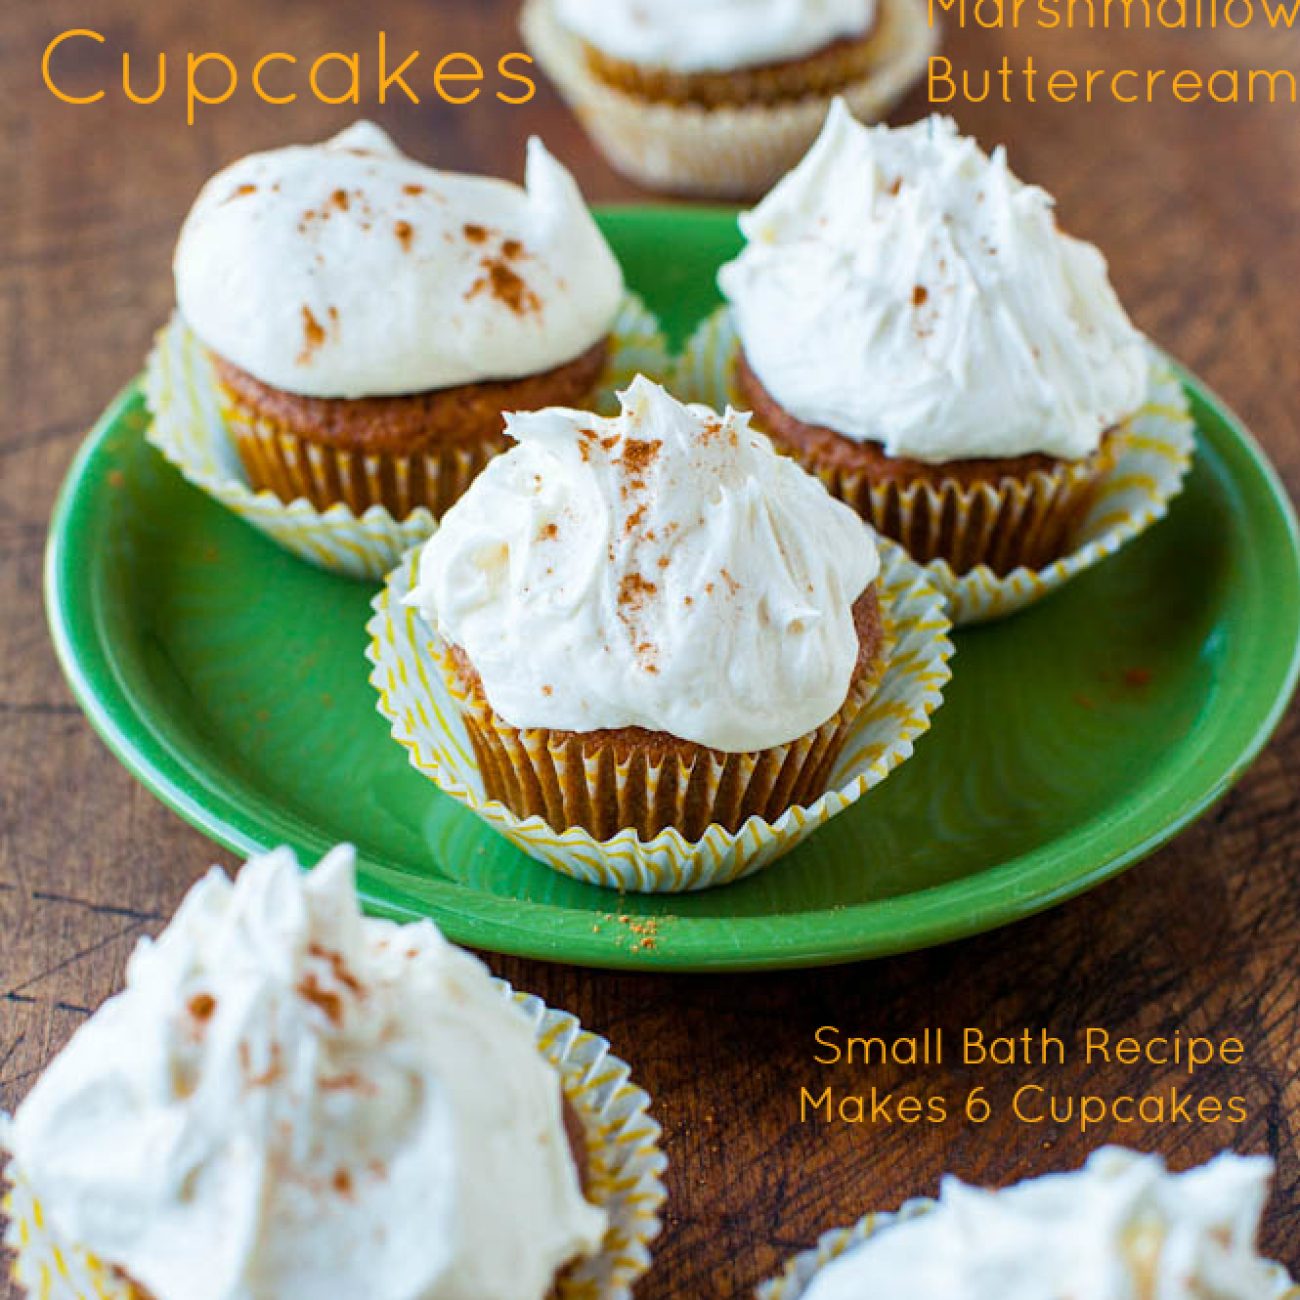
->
[42,210,1300,972]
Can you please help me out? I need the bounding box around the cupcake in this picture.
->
[170,121,625,519]
[3,846,662,1299]
[764,1148,1296,1300]
[403,376,886,842]
[554,0,888,107]
[521,0,935,200]
[716,101,1153,576]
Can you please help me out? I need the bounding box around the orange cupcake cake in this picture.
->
[403,377,887,841]
[171,122,625,519]
[1,846,665,1300]
[522,0,935,199]
[555,0,887,108]
[717,102,1154,575]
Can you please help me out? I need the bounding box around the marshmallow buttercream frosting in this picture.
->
[5,846,606,1300]
[406,376,880,752]
[553,0,878,74]
[801,1148,1290,1300]
[719,102,1150,463]
[175,122,623,399]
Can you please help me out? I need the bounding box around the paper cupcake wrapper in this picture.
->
[142,295,670,580]
[678,309,1196,626]
[366,537,953,893]
[226,413,511,522]
[756,1199,1300,1299]
[521,0,937,201]
[498,981,666,1300]
[433,627,891,843]
[783,435,1122,578]
[2,984,665,1300]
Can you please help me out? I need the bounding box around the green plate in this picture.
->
[44,208,1300,971]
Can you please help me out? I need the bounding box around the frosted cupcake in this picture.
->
[556,0,886,106]
[404,376,886,841]
[171,122,624,519]
[717,102,1153,575]
[521,0,935,199]
[764,1148,1296,1299]
[2,846,661,1300]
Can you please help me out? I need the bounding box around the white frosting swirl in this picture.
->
[803,1148,1290,1300]
[554,0,877,73]
[406,376,879,752]
[719,102,1151,462]
[5,846,606,1300]
[175,122,623,398]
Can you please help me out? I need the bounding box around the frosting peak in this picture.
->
[6,846,605,1300]
[802,1148,1291,1300]
[407,376,880,752]
[175,123,623,398]
[553,0,877,74]
[719,101,1150,462]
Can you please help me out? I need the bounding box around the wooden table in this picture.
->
[4,2,1299,1294]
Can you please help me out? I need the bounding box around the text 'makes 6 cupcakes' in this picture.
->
[404,377,886,842]
[718,101,1153,575]
[173,122,623,519]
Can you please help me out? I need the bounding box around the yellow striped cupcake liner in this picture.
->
[521,0,937,201]
[678,309,1197,627]
[142,295,670,581]
[366,537,953,893]
[2,984,665,1300]
[757,1200,1300,1298]
[757,1200,937,1299]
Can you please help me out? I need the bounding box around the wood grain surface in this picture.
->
[4,2,1299,1295]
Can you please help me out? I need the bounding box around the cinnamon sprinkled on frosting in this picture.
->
[297,305,327,364]
[719,102,1149,462]
[187,992,216,1021]
[469,256,540,315]
[5,845,607,1300]
[408,377,879,751]
[174,122,622,398]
